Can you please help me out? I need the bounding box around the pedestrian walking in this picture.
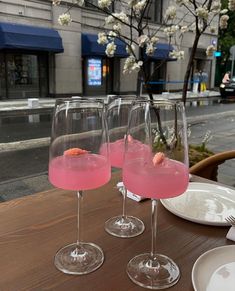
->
[222,71,230,84]
[200,70,208,92]
[193,69,200,94]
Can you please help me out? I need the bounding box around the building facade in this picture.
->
[0,0,218,99]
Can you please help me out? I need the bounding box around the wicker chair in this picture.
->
[189,150,235,181]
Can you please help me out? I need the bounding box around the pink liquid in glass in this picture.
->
[123,158,188,199]
[101,138,151,169]
[49,153,111,191]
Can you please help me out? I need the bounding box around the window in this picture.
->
[0,52,49,99]
[85,0,114,11]
[144,0,163,24]
[85,0,98,8]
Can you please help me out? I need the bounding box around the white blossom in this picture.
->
[175,0,189,7]
[126,43,136,54]
[165,6,177,20]
[202,130,213,144]
[137,35,149,47]
[180,25,188,33]
[123,56,143,74]
[169,50,184,60]
[229,0,235,11]
[146,43,155,56]
[133,0,147,14]
[220,14,229,29]
[58,13,72,26]
[206,45,216,57]
[132,61,143,72]
[98,0,112,9]
[113,23,122,33]
[52,0,61,5]
[211,2,221,13]
[196,7,209,20]
[150,36,159,45]
[128,0,137,7]
[220,9,228,14]
[108,31,117,39]
[105,15,115,24]
[76,0,84,6]
[113,12,129,23]
[97,32,108,45]
[105,42,116,57]
[164,25,179,37]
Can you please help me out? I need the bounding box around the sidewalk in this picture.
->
[0,90,221,115]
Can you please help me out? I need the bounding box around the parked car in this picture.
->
[220,76,235,99]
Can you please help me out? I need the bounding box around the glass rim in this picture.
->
[55,97,105,104]
[132,99,184,105]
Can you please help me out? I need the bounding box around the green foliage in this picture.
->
[219,0,235,62]
[188,144,214,167]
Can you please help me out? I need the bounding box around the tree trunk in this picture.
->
[136,71,142,98]
[182,33,201,104]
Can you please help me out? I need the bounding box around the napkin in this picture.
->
[226,226,235,241]
[117,182,147,202]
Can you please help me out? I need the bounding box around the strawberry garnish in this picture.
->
[124,134,133,142]
[153,152,165,166]
[64,148,88,156]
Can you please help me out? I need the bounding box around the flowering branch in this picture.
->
[53,0,231,103]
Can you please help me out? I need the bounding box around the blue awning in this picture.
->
[82,33,128,58]
[0,22,63,53]
[148,43,175,61]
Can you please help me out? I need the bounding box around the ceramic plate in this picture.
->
[160,182,235,226]
[192,245,235,291]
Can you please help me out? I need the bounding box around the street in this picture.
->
[1,99,235,201]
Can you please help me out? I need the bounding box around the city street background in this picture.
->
[1,97,235,201]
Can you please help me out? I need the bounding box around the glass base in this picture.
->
[105,215,145,238]
[126,253,180,289]
[54,242,104,275]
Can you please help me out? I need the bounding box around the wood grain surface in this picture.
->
[0,173,232,290]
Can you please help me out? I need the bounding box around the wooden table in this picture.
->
[0,173,233,290]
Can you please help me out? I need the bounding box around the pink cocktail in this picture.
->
[49,153,110,191]
[101,138,151,169]
[123,157,188,199]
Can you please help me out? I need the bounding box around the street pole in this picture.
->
[231,50,235,78]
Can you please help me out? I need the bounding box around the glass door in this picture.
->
[84,57,113,96]
[0,53,6,99]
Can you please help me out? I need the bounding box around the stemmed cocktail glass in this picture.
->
[103,96,146,238]
[123,100,189,289]
[48,98,110,275]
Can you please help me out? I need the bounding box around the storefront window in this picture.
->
[6,54,39,98]
[0,53,6,99]
[0,52,49,99]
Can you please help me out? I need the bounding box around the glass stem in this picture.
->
[121,185,127,220]
[76,191,83,247]
[151,199,158,264]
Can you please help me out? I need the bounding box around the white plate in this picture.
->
[192,245,235,291]
[160,182,235,226]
